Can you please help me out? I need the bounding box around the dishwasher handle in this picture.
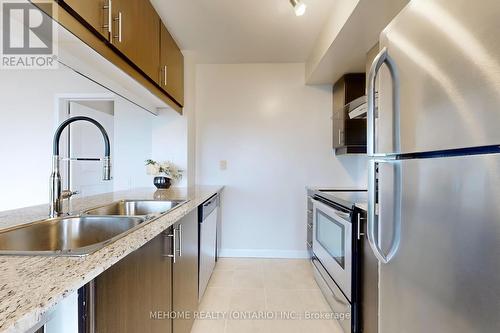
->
[200,194,218,221]
[203,198,214,207]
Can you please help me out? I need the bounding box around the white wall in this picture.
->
[306,0,360,80]
[152,109,188,187]
[113,98,156,191]
[44,291,78,333]
[67,101,115,196]
[150,51,197,188]
[0,68,112,211]
[184,51,198,187]
[0,67,184,211]
[195,63,367,258]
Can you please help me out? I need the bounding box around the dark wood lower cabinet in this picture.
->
[89,210,200,333]
[172,210,199,333]
[94,231,173,333]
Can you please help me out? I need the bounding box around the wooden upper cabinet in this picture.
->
[160,23,184,106]
[56,0,184,111]
[111,0,160,83]
[332,73,367,154]
[61,0,109,39]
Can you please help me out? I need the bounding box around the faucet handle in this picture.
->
[61,190,79,199]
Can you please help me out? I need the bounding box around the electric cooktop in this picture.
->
[309,188,367,210]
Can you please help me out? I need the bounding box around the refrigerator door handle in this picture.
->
[367,159,402,264]
[367,47,400,157]
[367,46,402,264]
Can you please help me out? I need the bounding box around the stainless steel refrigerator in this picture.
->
[366,0,500,332]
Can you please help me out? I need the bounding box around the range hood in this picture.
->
[347,94,378,119]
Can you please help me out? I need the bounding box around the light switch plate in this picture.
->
[219,160,227,170]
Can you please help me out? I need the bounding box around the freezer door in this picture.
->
[374,0,500,155]
[377,153,500,333]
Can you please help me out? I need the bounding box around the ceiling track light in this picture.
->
[290,0,307,16]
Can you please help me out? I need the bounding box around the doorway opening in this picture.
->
[57,95,115,197]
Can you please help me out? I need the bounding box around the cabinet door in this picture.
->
[332,81,346,149]
[111,0,160,82]
[160,23,184,106]
[62,0,109,39]
[95,232,172,333]
[332,74,365,150]
[173,210,198,333]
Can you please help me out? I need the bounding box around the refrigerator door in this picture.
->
[377,153,500,333]
[374,0,500,155]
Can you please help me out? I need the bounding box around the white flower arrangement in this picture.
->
[145,159,183,181]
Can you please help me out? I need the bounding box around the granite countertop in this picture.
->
[0,186,223,333]
[355,202,368,211]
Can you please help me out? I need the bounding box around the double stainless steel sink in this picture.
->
[83,200,185,217]
[0,200,186,256]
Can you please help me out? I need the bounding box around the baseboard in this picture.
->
[219,248,310,259]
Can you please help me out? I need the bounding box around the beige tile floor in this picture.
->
[191,258,344,333]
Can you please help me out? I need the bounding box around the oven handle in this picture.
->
[333,210,350,220]
[312,199,351,222]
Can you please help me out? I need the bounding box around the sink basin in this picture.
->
[0,200,187,256]
[0,216,145,256]
[83,200,186,217]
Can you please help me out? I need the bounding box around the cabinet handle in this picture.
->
[113,12,122,43]
[166,228,176,263]
[87,280,96,333]
[102,0,112,37]
[164,65,168,86]
[178,224,183,257]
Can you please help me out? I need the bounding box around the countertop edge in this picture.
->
[0,186,223,333]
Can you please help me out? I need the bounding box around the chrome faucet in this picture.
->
[49,116,112,218]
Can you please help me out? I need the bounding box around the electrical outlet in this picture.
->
[219,160,227,170]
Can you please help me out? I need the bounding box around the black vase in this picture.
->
[153,176,171,189]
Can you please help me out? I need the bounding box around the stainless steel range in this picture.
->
[307,189,367,333]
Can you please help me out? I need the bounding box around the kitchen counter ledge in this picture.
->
[0,186,223,333]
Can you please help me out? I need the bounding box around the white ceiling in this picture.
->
[150,0,336,63]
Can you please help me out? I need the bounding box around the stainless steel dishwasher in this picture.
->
[198,194,218,300]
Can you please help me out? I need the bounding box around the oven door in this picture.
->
[312,199,352,299]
